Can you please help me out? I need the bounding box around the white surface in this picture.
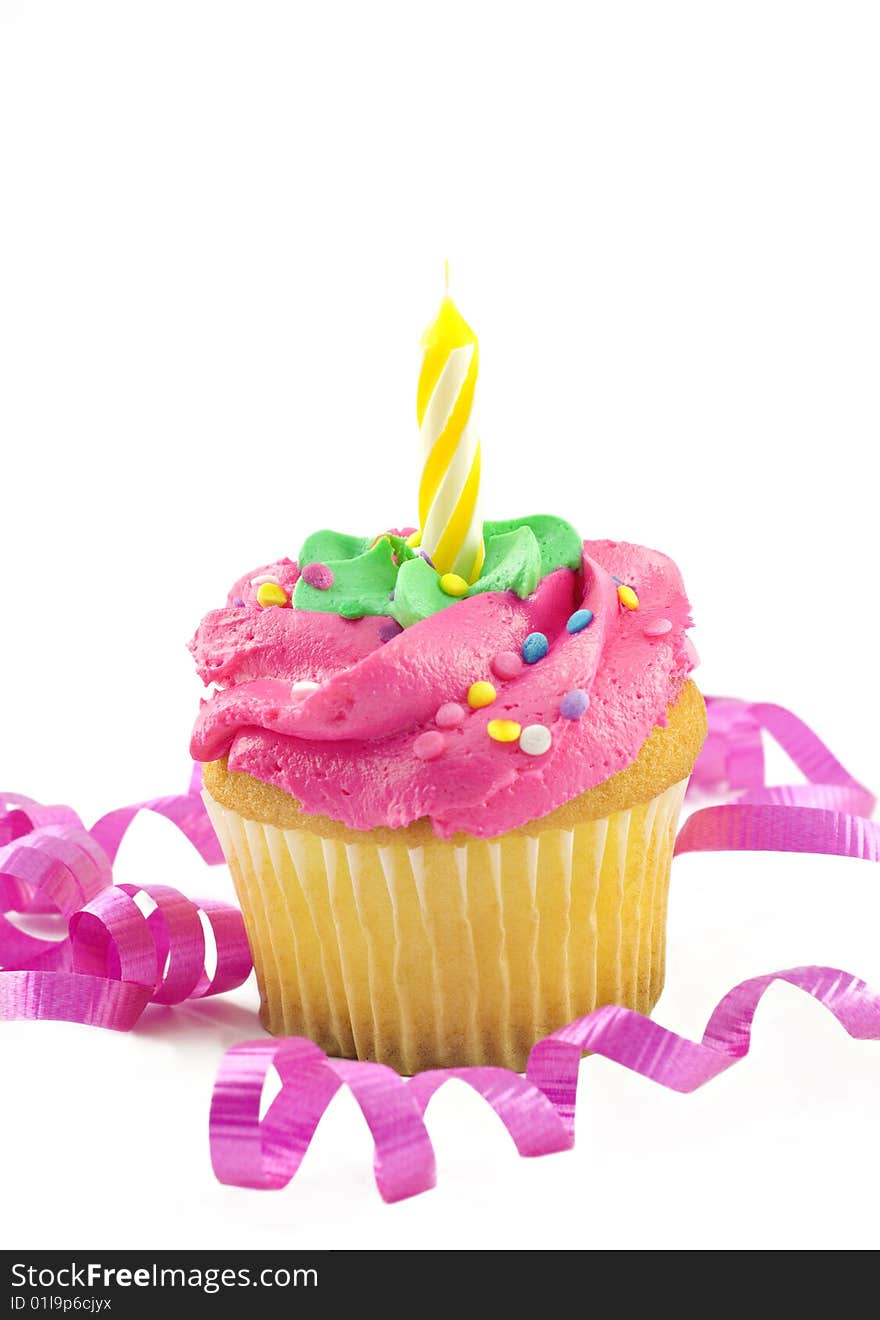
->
[1,1,879,1251]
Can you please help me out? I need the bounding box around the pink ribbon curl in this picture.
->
[0,772,251,1030]
[3,697,880,1203]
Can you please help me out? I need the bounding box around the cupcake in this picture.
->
[189,289,706,1073]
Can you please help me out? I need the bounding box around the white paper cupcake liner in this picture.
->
[204,777,688,1073]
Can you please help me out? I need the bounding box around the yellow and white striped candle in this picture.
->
[415,285,485,583]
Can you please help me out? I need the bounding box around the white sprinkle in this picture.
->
[519,724,552,756]
[291,680,321,699]
[250,574,280,587]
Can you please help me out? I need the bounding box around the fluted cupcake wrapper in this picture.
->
[204,778,688,1074]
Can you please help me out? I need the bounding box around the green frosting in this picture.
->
[391,556,457,628]
[482,514,583,578]
[297,529,371,564]
[292,515,582,627]
[293,536,398,618]
[467,526,542,599]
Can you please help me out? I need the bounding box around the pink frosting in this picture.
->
[189,541,698,839]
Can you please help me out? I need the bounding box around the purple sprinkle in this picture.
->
[379,620,404,643]
[560,689,590,720]
[389,590,395,601]
[420,550,435,568]
[232,597,245,608]
[302,562,334,591]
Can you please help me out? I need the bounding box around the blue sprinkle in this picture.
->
[560,689,590,719]
[522,631,549,664]
[232,597,245,608]
[566,609,594,634]
[611,576,621,585]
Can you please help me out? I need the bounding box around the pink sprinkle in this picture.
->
[435,702,465,729]
[302,562,334,591]
[643,618,672,637]
[684,634,700,668]
[414,731,445,761]
[491,650,523,680]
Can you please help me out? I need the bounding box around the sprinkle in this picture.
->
[414,731,445,761]
[643,617,672,637]
[406,530,422,548]
[435,702,465,728]
[522,632,549,664]
[560,689,590,719]
[611,576,621,585]
[440,572,469,598]
[232,597,245,608]
[378,620,403,643]
[467,680,496,709]
[566,609,594,634]
[491,650,523,680]
[250,574,277,587]
[420,550,436,569]
[487,718,522,743]
[617,584,639,610]
[291,680,320,698]
[257,582,289,608]
[520,724,552,756]
[302,562,334,590]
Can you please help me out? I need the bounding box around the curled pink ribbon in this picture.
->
[2,698,879,1203]
[0,772,251,1029]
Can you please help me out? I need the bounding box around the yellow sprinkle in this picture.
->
[440,572,469,598]
[618,584,639,610]
[467,680,496,709]
[257,582,288,608]
[406,530,422,548]
[487,719,522,743]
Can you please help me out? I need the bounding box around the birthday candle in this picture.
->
[416,283,485,583]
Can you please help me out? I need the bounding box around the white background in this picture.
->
[1,1,879,1250]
